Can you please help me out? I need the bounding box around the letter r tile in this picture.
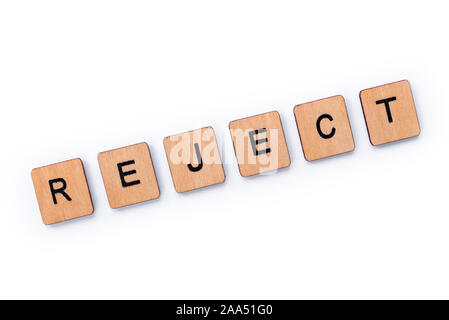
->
[31,158,94,225]
[98,142,160,209]
[163,126,225,193]
[294,95,355,161]
[360,80,421,146]
[229,111,290,177]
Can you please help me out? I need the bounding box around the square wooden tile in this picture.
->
[360,80,420,146]
[229,111,290,177]
[98,142,160,208]
[31,158,94,225]
[294,95,355,161]
[163,126,225,193]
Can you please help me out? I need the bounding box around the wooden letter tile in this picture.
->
[98,142,160,209]
[294,95,355,161]
[31,158,94,225]
[229,111,290,177]
[163,126,225,193]
[360,80,420,146]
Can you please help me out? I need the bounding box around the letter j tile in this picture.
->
[163,126,225,193]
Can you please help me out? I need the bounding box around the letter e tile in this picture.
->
[229,111,290,177]
[98,142,160,209]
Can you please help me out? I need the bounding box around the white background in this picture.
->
[0,0,448,299]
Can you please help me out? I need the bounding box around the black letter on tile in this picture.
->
[117,160,141,188]
[376,97,396,123]
[188,143,203,172]
[316,114,336,139]
[249,128,271,156]
[49,178,72,205]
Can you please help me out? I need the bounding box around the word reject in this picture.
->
[31,80,421,225]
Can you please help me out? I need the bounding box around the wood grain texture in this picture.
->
[294,95,355,161]
[360,80,420,146]
[31,158,94,225]
[163,126,225,193]
[98,142,160,209]
[229,111,290,177]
